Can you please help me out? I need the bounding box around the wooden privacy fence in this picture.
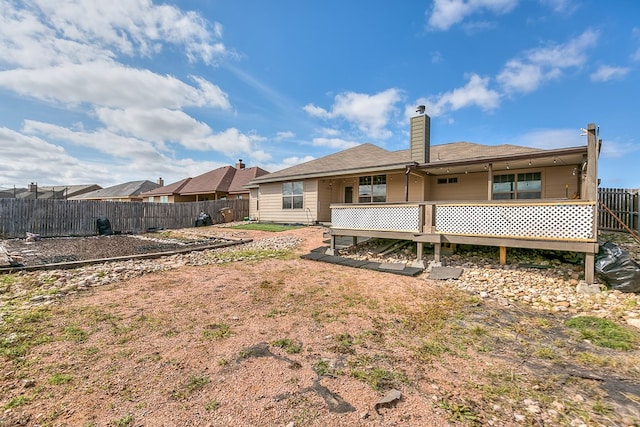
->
[0,198,249,238]
[598,188,639,235]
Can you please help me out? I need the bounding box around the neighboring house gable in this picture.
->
[228,166,270,196]
[69,180,160,202]
[9,184,102,200]
[140,161,270,203]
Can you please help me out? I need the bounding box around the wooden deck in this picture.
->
[328,200,599,284]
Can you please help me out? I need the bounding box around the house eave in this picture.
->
[248,162,414,185]
[416,146,587,175]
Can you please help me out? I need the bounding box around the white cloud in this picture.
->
[320,128,341,137]
[590,65,630,82]
[0,126,112,186]
[22,120,169,161]
[516,128,586,149]
[275,131,295,140]
[95,107,213,143]
[426,0,518,31]
[0,0,226,67]
[303,104,332,119]
[539,0,579,14]
[598,138,639,159]
[424,74,500,116]
[303,89,402,139]
[262,155,316,174]
[497,30,599,94]
[311,138,360,150]
[0,62,230,110]
[190,127,267,157]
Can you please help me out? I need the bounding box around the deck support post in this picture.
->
[412,242,425,268]
[433,243,441,263]
[585,253,594,285]
[499,246,507,265]
[326,234,336,255]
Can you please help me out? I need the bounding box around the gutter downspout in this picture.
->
[404,166,411,202]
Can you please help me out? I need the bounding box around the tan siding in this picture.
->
[543,165,580,198]
[429,173,488,200]
[386,172,406,202]
[386,172,425,202]
[317,180,333,222]
[249,188,259,219]
[256,180,318,223]
[425,166,581,201]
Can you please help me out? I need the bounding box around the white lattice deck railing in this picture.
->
[435,201,596,241]
[331,204,421,232]
[331,201,597,241]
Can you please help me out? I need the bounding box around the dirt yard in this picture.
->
[1,226,639,427]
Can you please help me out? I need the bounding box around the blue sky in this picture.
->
[0,0,639,190]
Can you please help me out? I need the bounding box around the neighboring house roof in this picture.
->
[139,164,270,198]
[0,188,28,199]
[10,184,101,200]
[38,184,102,198]
[179,166,237,196]
[249,141,585,184]
[141,178,192,197]
[70,180,160,200]
[228,166,270,194]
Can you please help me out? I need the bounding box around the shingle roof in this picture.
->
[139,178,191,197]
[139,164,271,197]
[428,141,543,162]
[70,180,160,199]
[175,167,234,195]
[250,141,556,184]
[250,143,410,183]
[228,167,270,194]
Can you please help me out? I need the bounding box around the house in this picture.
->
[2,183,102,199]
[69,180,161,202]
[140,160,269,203]
[247,111,601,284]
[247,114,589,224]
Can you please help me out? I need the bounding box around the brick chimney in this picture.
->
[410,108,430,163]
[157,177,164,186]
[29,182,38,192]
[236,159,245,169]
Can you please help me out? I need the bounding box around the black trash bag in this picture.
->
[195,211,211,227]
[97,216,113,236]
[595,241,640,293]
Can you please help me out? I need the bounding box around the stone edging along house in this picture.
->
[247,109,601,284]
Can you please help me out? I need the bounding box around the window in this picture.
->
[148,196,155,202]
[358,175,386,203]
[493,172,541,199]
[516,172,542,199]
[282,181,303,209]
[437,177,458,184]
[159,195,169,203]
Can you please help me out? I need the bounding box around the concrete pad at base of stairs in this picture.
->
[379,262,406,271]
[300,252,330,261]
[360,262,383,271]
[428,266,464,280]
[398,267,424,277]
[336,258,370,268]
